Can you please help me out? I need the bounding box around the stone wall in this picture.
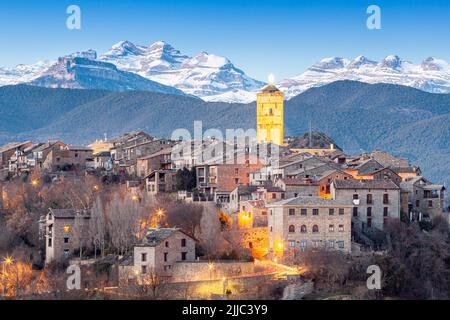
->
[171,261,255,282]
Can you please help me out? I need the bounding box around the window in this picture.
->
[288,240,295,248]
[300,225,307,233]
[328,224,334,232]
[415,200,420,207]
[300,208,307,216]
[181,252,187,261]
[262,211,267,216]
[272,193,276,199]
[367,207,372,217]
[353,194,359,200]
[294,193,298,197]
[367,217,372,228]
[235,168,239,174]
[164,252,168,262]
[312,209,319,216]
[288,225,295,233]
[141,265,147,274]
[328,240,335,248]
[48,238,52,247]
[353,207,358,217]
[141,253,147,262]
[337,241,345,249]
[281,193,285,199]
[383,193,389,204]
[428,200,433,208]
[242,206,246,211]
[63,249,70,258]
[235,178,239,184]
[270,226,273,232]
[383,207,388,217]
[338,208,345,215]
[288,208,295,216]
[181,238,186,247]
[329,208,334,216]
[300,241,307,249]
[63,225,71,233]
[64,237,69,244]
[165,241,169,247]
[312,225,319,233]
[339,225,344,232]
[367,194,373,204]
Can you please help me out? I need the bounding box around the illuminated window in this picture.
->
[63,225,71,233]
[312,225,319,233]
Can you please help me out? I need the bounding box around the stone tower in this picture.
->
[256,84,284,145]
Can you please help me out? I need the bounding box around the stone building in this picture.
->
[331,179,400,231]
[145,169,177,195]
[400,176,446,220]
[274,178,318,198]
[136,147,173,178]
[42,145,93,172]
[195,162,262,203]
[120,228,196,283]
[267,196,353,257]
[43,208,91,264]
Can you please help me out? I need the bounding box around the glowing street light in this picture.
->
[4,256,12,265]
[31,179,38,187]
[156,208,164,217]
[132,195,139,201]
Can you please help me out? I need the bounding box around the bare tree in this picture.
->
[89,197,106,258]
[106,194,147,255]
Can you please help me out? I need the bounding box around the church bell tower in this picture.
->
[256,84,284,145]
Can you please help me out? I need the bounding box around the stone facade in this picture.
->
[400,176,445,219]
[275,178,318,198]
[131,228,196,282]
[267,196,353,257]
[43,146,93,172]
[171,261,255,282]
[44,208,91,264]
[331,179,400,231]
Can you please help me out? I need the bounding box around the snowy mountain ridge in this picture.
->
[1,41,450,102]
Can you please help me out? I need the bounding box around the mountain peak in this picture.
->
[347,55,377,69]
[379,55,403,69]
[312,57,348,70]
[105,40,145,57]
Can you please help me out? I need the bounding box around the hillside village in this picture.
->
[0,84,448,300]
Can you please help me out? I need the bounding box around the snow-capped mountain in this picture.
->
[0,60,54,86]
[2,42,450,102]
[277,55,450,99]
[100,40,265,103]
[29,50,187,95]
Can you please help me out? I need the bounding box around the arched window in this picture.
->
[288,225,295,233]
[300,225,307,233]
[312,225,319,233]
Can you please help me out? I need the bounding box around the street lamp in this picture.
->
[31,179,38,187]
[4,256,12,265]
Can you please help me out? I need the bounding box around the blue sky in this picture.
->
[1,0,449,80]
